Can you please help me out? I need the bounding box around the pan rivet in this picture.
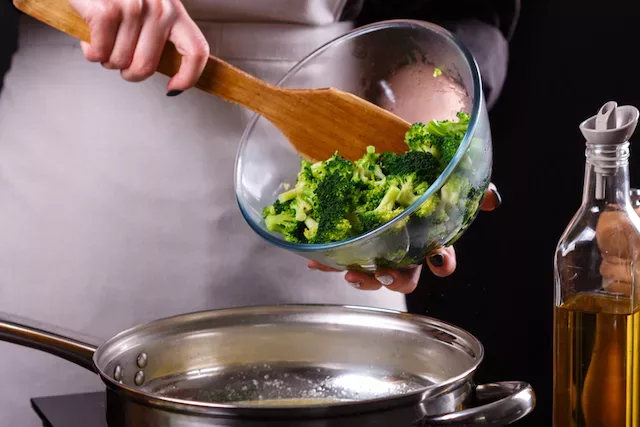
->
[136,353,148,368]
[134,371,145,386]
[113,365,122,381]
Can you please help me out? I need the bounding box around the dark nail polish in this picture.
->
[429,253,445,267]
[166,90,183,97]
[491,188,502,208]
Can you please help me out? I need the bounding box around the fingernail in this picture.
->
[348,281,362,289]
[376,275,394,286]
[491,188,502,208]
[166,90,183,97]
[429,253,445,267]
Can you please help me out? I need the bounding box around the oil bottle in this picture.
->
[554,101,640,427]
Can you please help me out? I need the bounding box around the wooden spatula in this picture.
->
[13,0,412,162]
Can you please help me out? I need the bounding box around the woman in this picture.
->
[0,0,506,425]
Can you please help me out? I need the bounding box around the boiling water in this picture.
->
[143,363,432,407]
[234,398,346,407]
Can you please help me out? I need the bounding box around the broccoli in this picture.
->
[381,151,440,184]
[261,109,480,260]
[291,197,312,221]
[357,184,405,231]
[408,112,471,168]
[277,160,319,206]
[263,208,305,243]
[425,112,470,138]
[415,193,441,218]
[441,174,472,208]
[303,217,319,241]
[309,155,356,244]
[404,123,441,157]
[354,146,385,185]
[462,184,486,224]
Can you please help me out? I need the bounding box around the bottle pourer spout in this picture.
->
[579,101,640,145]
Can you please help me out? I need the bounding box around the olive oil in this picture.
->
[553,102,640,427]
[554,293,640,427]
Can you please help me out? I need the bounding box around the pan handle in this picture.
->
[422,381,536,426]
[0,312,99,372]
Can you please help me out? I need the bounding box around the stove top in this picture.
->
[31,392,107,427]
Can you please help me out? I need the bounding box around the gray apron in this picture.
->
[0,2,405,425]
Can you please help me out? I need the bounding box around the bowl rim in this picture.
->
[234,19,484,253]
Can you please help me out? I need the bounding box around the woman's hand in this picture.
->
[308,183,502,294]
[69,0,209,93]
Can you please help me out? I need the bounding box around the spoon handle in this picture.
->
[13,0,280,114]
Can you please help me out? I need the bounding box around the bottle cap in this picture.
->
[579,101,639,145]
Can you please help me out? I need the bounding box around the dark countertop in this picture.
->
[31,392,107,427]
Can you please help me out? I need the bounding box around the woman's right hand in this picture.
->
[69,0,209,94]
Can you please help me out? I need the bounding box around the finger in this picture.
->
[373,265,423,294]
[121,0,176,82]
[344,271,383,291]
[165,14,210,92]
[426,247,457,277]
[76,3,121,63]
[102,0,144,70]
[480,183,502,211]
[307,260,340,273]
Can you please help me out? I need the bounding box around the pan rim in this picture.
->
[93,304,483,416]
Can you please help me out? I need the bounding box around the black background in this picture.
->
[0,0,18,93]
[407,1,640,426]
[3,1,640,426]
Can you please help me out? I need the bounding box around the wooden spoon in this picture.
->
[13,0,412,162]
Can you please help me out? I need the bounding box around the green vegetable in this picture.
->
[262,111,483,251]
[433,68,442,77]
[408,112,471,167]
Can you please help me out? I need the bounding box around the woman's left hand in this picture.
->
[308,184,502,294]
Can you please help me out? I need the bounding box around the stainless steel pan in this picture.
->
[0,305,535,426]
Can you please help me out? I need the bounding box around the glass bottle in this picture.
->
[554,101,640,427]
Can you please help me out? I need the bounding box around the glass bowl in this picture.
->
[235,19,493,271]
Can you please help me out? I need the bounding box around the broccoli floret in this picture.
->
[434,134,463,167]
[264,211,305,242]
[441,174,472,207]
[381,151,440,184]
[310,160,357,244]
[316,218,353,243]
[291,198,312,221]
[406,113,470,169]
[404,123,441,157]
[357,185,404,231]
[355,180,388,213]
[299,159,315,182]
[425,112,470,137]
[354,146,386,185]
[395,175,420,207]
[311,152,353,180]
[391,175,431,209]
[375,150,441,214]
[278,162,319,206]
[462,186,485,224]
[426,113,470,166]
[269,199,291,215]
[415,193,441,217]
[303,217,319,241]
